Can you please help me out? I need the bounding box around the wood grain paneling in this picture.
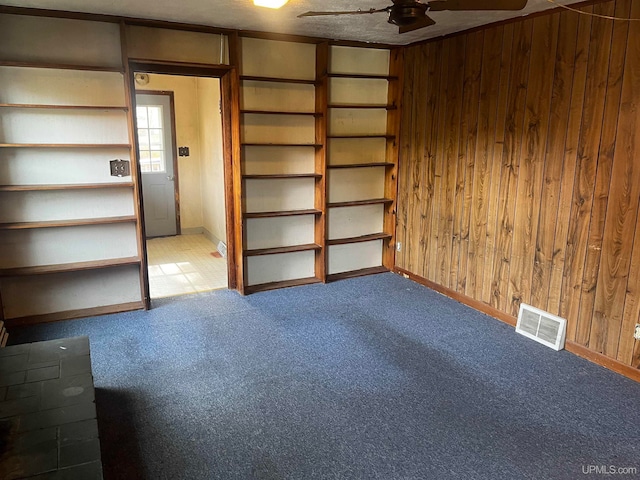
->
[397,0,640,370]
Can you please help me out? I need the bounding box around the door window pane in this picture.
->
[136,105,166,173]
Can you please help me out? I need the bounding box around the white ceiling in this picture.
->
[1,0,576,45]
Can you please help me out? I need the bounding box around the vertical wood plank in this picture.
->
[431,39,449,285]
[620,213,640,365]
[406,47,430,275]
[384,48,404,269]
[632,339,640,369]
[470,26,502,300]
[119,21,149,309]
[493,20,532,312]
[228,31,245,294]
[525,13,561,310]
[457,30,484,294]
[580,0,630,346]
[539,8,580,315]
[315,42,328,281]
[466,27,504,298]
[438,36,465,290]
[485,24,513,305]
[421,42,442,281]
[591,0,640,357]
[395,48,415,270]
[549,6,592,320]
[564,2,613,344]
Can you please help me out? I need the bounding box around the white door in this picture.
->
[136,93,177,238]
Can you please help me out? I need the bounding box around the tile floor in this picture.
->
[146,234,228,298]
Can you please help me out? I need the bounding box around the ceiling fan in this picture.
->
[298,0,528,34]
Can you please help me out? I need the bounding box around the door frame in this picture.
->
[127,60,240,307]
[134,90,181,236]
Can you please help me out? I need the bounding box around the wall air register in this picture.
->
[516,303,567,351]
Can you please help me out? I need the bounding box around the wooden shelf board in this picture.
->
[0,256,141,277]
[240,75,318,85]
[242,174,322,179]
[0,61,124,73]
[241,143,323,148]
[327,233,392,246]
[241,109,322,117]
[328,104,397,110]
[0,183,134,192]
[0,143,131,149]
[327,266,389,282]
[327,135,395,139]
[328,198,393,208]
[0,215,137,230]
[245,276,320,294]
[244,243,322,257]
[328,162,395,169]
[327,73,398,80]
[244,209,322,219]
[0,104,128,111]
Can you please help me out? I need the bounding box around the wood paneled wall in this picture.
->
[396,0,640,369]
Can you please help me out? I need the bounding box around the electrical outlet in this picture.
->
[109,159,130,177]
[634,324,640,340]
[396,242,402,252]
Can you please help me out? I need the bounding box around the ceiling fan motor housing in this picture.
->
[388,2,428,26]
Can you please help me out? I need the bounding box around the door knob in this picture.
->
[167,175,175,181]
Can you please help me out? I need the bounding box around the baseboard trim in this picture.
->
[564,341,640,383]
[393,267,640,384]
[202,228,222,248]
[5,301,145,328]
[180,227,204,235]
[394,267,517,326]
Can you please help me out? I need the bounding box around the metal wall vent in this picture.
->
[217,241,227,258]
[516,303,567,351]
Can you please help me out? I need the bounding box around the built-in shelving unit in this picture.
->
[325,45,402,281]
[238,36,327,293]
[237,41,401,293]
[0,12,144,324]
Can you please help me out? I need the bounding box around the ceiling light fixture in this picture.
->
[254,0,289,8]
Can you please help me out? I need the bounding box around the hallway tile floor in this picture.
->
[146,234,227,298]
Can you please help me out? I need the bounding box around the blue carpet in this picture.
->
[8,273,640,479]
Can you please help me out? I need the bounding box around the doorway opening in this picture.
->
[133,72,229,299]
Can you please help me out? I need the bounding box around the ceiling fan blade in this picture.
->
[298,8,388,18]
[427,0,527,11]
[398,14,436,34]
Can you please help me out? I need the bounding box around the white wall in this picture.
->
[196,77,226,245]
